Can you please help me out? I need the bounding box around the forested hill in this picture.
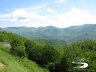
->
[3,24,96,42]
[0,28,96,72]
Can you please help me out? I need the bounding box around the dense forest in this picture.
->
[0,30,96,72]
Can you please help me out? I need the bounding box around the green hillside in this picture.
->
[0,42,49,72]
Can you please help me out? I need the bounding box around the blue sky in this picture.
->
[0,0,96,28]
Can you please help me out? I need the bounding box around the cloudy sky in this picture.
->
[0,0,96,28]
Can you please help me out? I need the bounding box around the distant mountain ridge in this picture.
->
[2,24,96,42]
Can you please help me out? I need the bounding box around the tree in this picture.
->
[53,56,69,72]
[24,40,35,55]
[24,40,43,63]
[10,38,25,58]
[41,45,60,67]
[28,45,43,63]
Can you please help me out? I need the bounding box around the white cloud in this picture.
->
[47,8,55,14]
[0,7,96,28]
[11,9,28,17]
[47,7,96,27]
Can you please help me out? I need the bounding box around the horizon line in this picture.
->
[1,24,96,28]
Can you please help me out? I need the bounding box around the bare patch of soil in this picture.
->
[0,62,5,70]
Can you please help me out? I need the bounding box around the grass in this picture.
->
[0,42,49,72]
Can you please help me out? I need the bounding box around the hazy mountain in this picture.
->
[3,24,96,42]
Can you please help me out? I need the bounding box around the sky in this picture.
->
[0,0,96,28]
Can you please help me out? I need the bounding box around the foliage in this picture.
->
[10,38,25,58]
[41,45,60,65]
[0,45,49,72]
[24,40,36,55]
[53,56,69,72]
[0,30,96,72]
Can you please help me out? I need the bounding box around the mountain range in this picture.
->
[2,24,96,43]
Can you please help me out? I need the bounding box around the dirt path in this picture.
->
[0,62,5,70]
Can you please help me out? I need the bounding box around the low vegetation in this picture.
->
[0,31,96,72]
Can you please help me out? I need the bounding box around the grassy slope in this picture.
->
[0,43,49,72]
